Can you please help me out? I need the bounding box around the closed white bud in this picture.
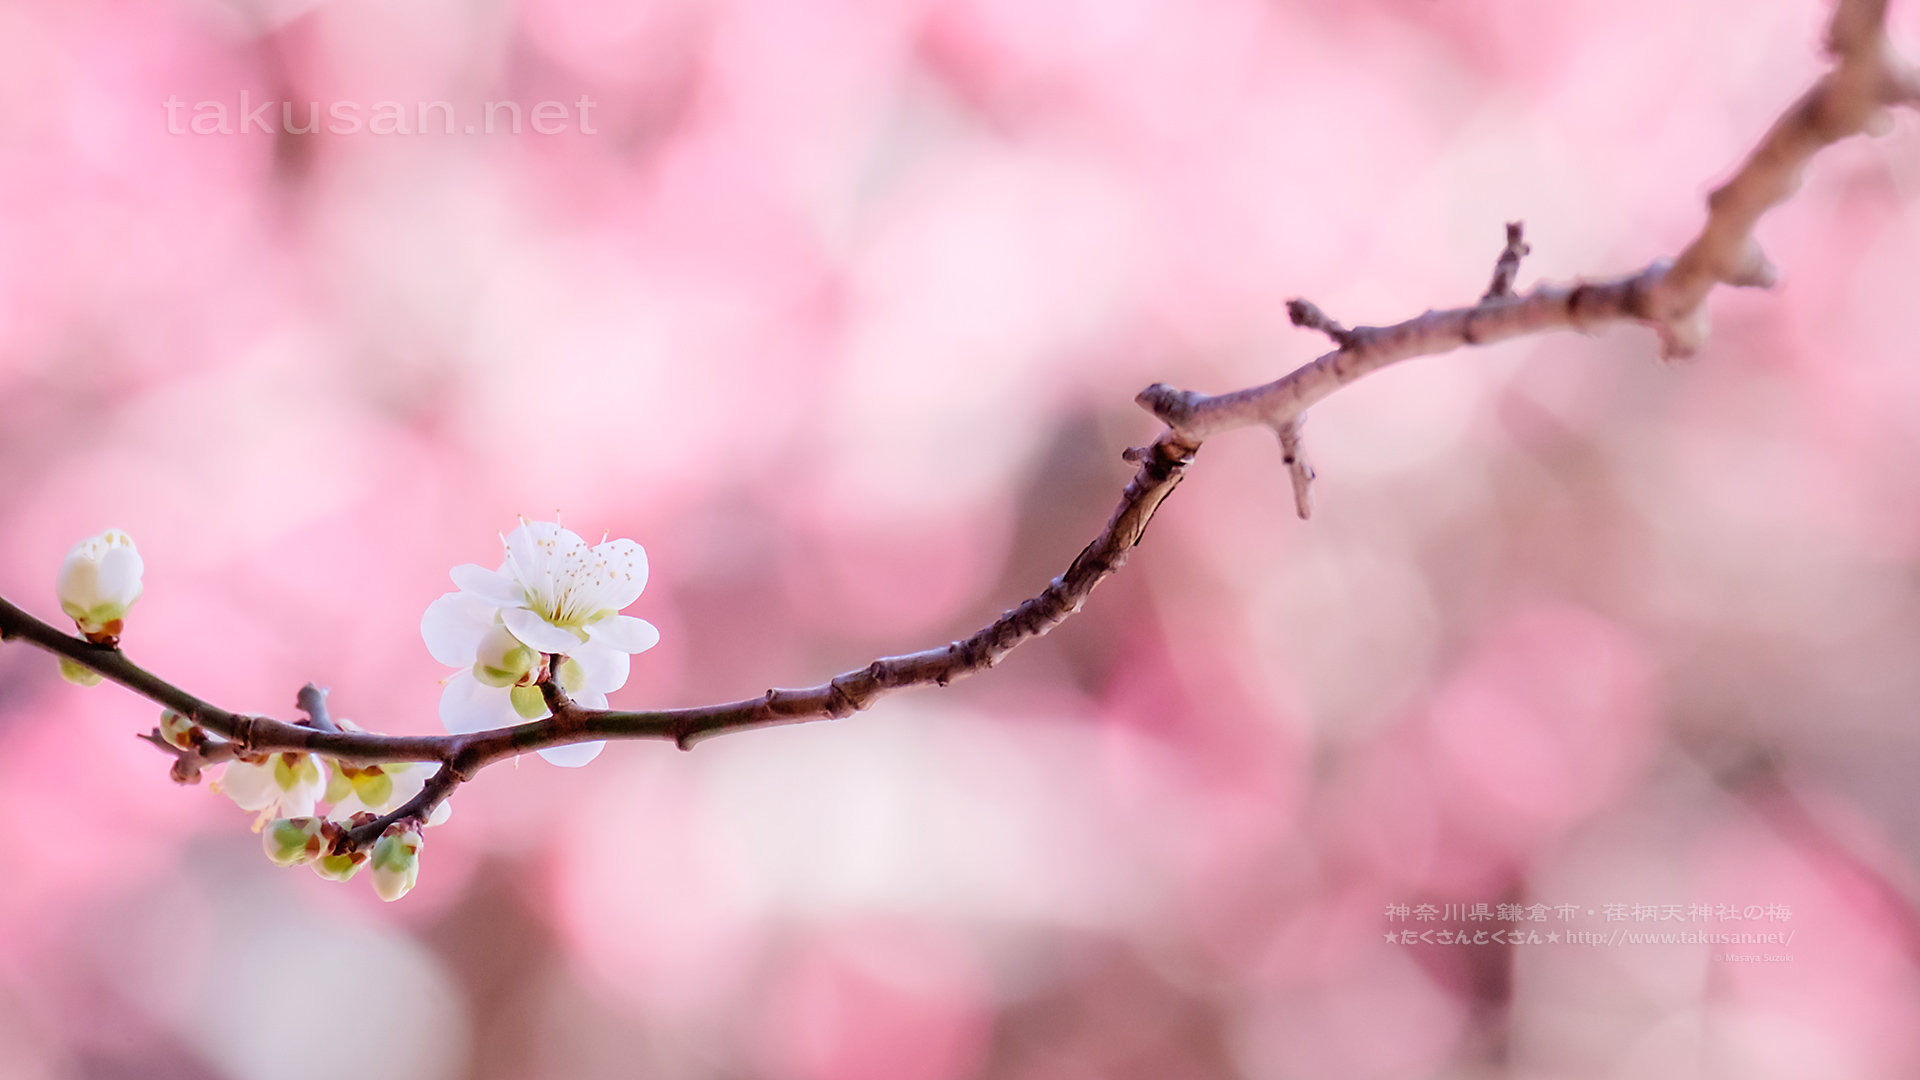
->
[56,530,144,643]
[370,825,423,902]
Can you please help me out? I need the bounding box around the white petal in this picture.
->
[421,592,497,667]
[328,792,370,821]
[570,690,608,710]
[538,740,605,768]
[280,787,318,818]
[504,521,584,591]
[219,761,276,811]
[570,641,630,694]
[95,544,144,606]
[427,799,452,827]
[502,607,583,654]
[385,765,428,807]
[590,538,649,610]
[586,615,659,655]
[438,670,524,735]
[450,563,523,606]
[55,557,99,610]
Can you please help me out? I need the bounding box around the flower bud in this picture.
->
[370,825,423,902]
[56,530,143,644]
[159,709,199,750]
[263,817,328,866]
[313,850,366,881]
[58,657,104,687]
[472,623,537,688]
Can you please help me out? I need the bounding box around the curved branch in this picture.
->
[0,435,1195,847]
[0,0,1913,853]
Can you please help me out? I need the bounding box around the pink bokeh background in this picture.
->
[5,0,1920,1077]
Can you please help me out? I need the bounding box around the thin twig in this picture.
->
[296,684,339,733]
[1274,417,1315,521]
[1482,221,1531,302]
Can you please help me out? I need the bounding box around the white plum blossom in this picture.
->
[421,520,659,767]
[217,752,327,829]
[56,529,143,642]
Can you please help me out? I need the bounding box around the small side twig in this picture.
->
[137,727,237,784]
[1482,221,1531,302]
[295,684,339,732]
[1286,298,1356,349]
[1274,418,1315,520]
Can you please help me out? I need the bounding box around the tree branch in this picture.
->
[1141,0,1917,445]
[0,0,1913,854]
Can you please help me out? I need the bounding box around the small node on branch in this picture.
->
[1481,222,1531,302]
[1273,418,1316,520]
[1136,383,1201,432]
[1655,302,1712,361]
[1286,298,1356,348]
[1726,238,1779,289]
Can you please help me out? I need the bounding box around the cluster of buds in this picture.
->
[206,737,448,901]
[261,816,425,901]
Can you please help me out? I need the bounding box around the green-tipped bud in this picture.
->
[263,817,328,866]
[370,825,423,902]
[58,657,103,687]
[557,656,586,692]
[509,684,547,720]
[472,624,536,688]
[313,850,366,881]
[159,709,198,750]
